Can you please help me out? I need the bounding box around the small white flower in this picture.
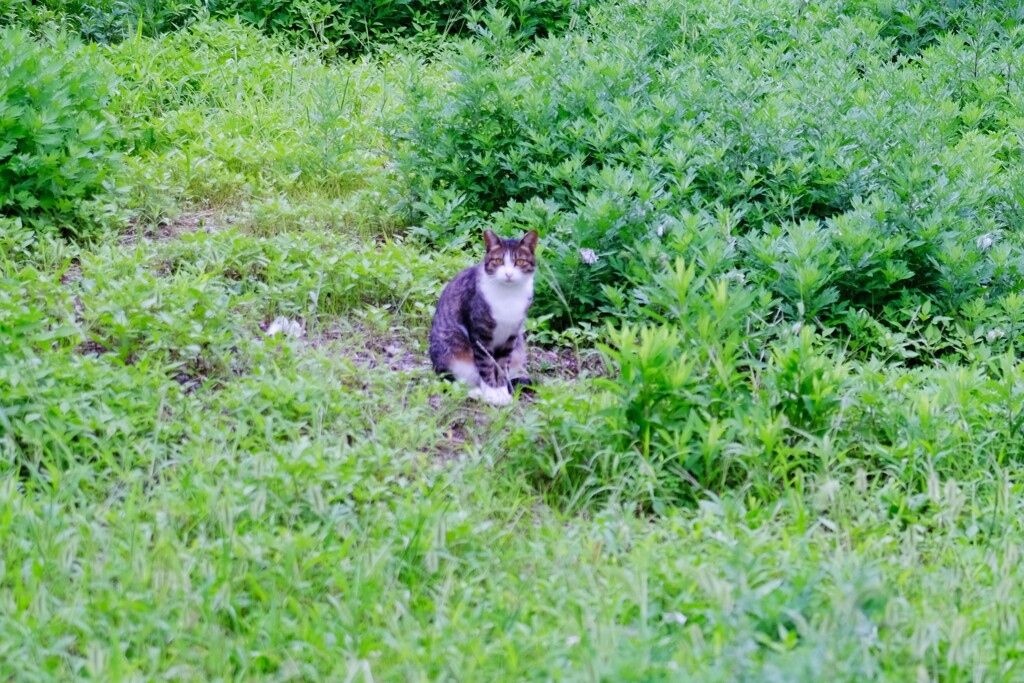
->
[566,635,581,646]
[579,248,598,265]
[266,316,304,339]
[977,233,995,251]
[987,328,1005,342]
[664,612,688,625]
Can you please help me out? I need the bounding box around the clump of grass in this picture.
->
[104,20,388,223]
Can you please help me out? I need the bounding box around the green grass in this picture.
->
[5,2,1024,681]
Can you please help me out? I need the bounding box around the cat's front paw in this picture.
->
[477,383,512,406]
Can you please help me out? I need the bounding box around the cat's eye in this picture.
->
[515,258,530,267]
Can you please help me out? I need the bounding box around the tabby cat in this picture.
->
[429,229,538,405]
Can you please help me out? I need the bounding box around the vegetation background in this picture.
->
[3,0,1024,679]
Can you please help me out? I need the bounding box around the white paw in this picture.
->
[479,384,512,406]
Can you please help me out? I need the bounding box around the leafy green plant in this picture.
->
[0,27,125,237]
[2,0,588,56]
[207,0,588,57]
[848,0,1024,56]
[0,0,198,42]
[510,255,771,509]
[393,0,1024,349]
[760,326,848,435]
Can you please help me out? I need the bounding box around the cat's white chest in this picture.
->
[480,276,533,348]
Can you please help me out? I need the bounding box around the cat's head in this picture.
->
[482,229,538,285]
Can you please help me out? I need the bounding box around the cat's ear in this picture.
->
[483,229,502,251]
[519,230,539,253]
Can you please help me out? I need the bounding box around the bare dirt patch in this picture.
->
[75,339,110,357]
[267,317,604,462]
[60,259,82,286]
[312,319,604,381]
[312,321,427,373]
[531,346,607,381]
[121,210,225,247]
[435,417,470,464]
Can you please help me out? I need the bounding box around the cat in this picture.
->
[429,229,538,405]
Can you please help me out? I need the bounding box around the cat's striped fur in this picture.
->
[429,230,538,405]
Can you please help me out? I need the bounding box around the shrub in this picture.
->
[394,0,1024,349]
[209,0,588,57]
[1,0,208,42]
[846,0,1024,56]
[1,0,588,56]
[509,255,775,510]
[0,27,124,238]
